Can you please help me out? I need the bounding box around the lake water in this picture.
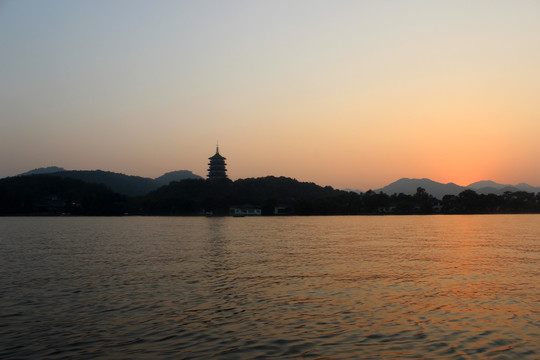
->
[1,215,539,359]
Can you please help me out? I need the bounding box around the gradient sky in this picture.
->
[1,0,539,190]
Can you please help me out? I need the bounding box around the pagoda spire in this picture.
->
[207,144,228,181]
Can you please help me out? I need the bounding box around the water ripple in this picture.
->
[1,215,539,359]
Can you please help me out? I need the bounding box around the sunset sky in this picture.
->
[1,0,539,190]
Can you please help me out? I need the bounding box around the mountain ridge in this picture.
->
[16,167,202,196]
[3,174,538,216]
[374,178,540,199]
[12,167,539,198]
[374,178,464,199]
[19,166,66,176]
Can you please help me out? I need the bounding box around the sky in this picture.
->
[1,0,539,190]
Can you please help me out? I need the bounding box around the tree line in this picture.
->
[1,175,539,216]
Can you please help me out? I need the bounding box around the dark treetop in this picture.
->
[1,175,539,216]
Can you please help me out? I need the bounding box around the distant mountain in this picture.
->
[375,178,465,199]
[467,180,504,190]
[514,183,540,193]
[14,167,539,198]
[467,180,540,195]
[471,186,500,195]
[19,166,65,175]
[51,170,158,196]
[154,170,202,186]
[375,178,540,199]
[16,168,203,196]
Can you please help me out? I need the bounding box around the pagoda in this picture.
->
[207,145,228,181]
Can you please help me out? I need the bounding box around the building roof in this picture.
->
[209,145,226,160]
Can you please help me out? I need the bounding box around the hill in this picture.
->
[376,178,540,199]
[142,176,361,215]
[51,170,158,196]
[375,178,465,199]
[1,175,538,216]
[154,170,202,186]
[16,168,203,196]
[467,180,540,195]
[466,180,505,190]
[0,175,127,215]
[19,166,65,175]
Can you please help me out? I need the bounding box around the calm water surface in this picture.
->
[1,215,539,359]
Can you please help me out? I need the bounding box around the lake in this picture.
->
[1,215,539,359]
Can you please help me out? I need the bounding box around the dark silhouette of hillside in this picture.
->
[154,170,202,186]
[0,175,127,215]
[139,177,540,215]
[375,178,464,199]
[51,170,157,196]
[19,166,65,175]
[140,176,362,215]
[1,175,539,216]
[16,168,202,196]
[376,178,540,198]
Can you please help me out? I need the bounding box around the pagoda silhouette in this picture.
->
[207,145,228,181]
